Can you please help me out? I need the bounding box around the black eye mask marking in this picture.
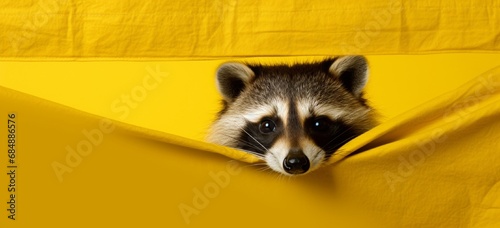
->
[235,114,362,160]
[236,117,283,155]
[304,116,360,158]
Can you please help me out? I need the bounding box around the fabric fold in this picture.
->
[0,65,499,227]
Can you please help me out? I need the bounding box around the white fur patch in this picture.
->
[264,137,326,175]
[275,99,289,125]
[208,98,290,147]
[242,106,274,123]
[242,98,289,124]
[301,138,325,172]
[296,99,348,121]
[315,105,349,120]
[296,99,314,122]
[206,114,247,146]
[265,138,289,174]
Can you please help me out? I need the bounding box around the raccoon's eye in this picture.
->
[310,117,332,133]
[259,119,276,134]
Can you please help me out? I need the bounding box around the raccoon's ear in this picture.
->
[328,56,368,97]
[216,62,255,102]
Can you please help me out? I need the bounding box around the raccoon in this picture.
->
[207,56,377,175]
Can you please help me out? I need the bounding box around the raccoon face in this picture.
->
[208,56,376,175]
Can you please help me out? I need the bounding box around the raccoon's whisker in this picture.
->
[276,172,288,181]
[330,135,357,153]
[232,145,265,157]
[240,127,270,153]
[326,135,357,157]
[217,132,266,156]
[217,126,258,150]
[233,141,265,155]
[311,150,322,162]
[256,165,272,172]
[320,125,356,150]
[272,172,282,181]
[247,162,268,167]
[239,149,266,158]
[242,162,266,170]
[235,140,266,157]
[312,126,358,160]
[244,162,273,173]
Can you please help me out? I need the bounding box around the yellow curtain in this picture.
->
[1,0,499,59]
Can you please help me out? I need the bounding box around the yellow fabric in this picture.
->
[1,56,500,227]
[1,0,500,227]
[1,0,499,59]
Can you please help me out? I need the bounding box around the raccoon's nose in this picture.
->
[283,149,310,174]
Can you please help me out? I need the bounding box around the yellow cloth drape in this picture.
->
[1,64,499,227]
[1,0,499,227]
